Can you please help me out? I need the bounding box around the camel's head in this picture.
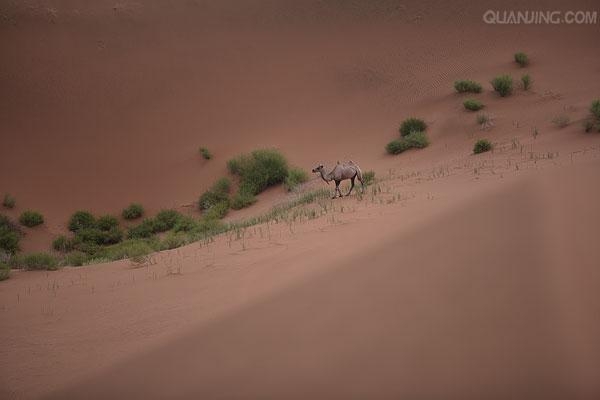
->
[312,164,324,173]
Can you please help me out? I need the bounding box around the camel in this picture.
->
[312,160,365,199]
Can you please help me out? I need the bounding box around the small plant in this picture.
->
[584,100,600,132]
[96,215,119,231]
[199,178,231,211]
[19,210,44,227]
[476,113,489,125]
[228,149,289,195]
[362,171,375,185]
[491,75,513,97]
[284,168,309,191]
[127,219,156,239]
[399,117,427,137]
[11,252,58,271]
[69,211,96,232]
[552,114,570,128]
[52,235,75,252]
[591,99,600,120]
[386,131,429,155]
[386,139,407,155]
[153,210,183,232]
[473,139,492,154]
[203,201,230,219]
[122,203,144,220]
[230,192,257,210]
[0,215,20,254]
[521,74,531,90]
[199,147,212,160]
[463,99,484,111]
[0,262,10,281]
[454,80,483,93]
[2,194,15,209]
[514,52,529,67]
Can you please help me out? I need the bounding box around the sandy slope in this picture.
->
[1,0,600,398]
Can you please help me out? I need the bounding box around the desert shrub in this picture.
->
[230,192,257,210]
[584,120,600,133]
[63,251,92,267]
[11,252,58,271]
[203,201,229,220]
[199,147,212,160]
[99,239,157,261]
[476,113,490,125]
[96,215,119,231]
[0,262,9,281]
[386,139,409,155]
[127,219,156,239]
[122,203,144,220]
[362,171,375,185]
[160,231,189,251]
[514,52,529,67]
[19,210,44,227]
[154,210,182,232]
[491,75,513,97]
[463,99,484,111]
[52,235,75,252]
[68,211,96,232]
[552,114,570,128]
[0,215,20,254]
[591,99,600,120]
[199,178,231,211]
[386,131,429,155]
[284,168,309,191]
[75,226,123,246]
[521,74,531,90]
[399,117,427,136]
[474,139,492,154]
[173,216,197,232]
[2,194,15,209]
[454,80,482,93]
[228,149,289,195]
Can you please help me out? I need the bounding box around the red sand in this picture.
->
[1,0,600,398]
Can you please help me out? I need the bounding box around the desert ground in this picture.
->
[1,0,600,398]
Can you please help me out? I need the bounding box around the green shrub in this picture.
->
[362,171,375,185]
[63,251,92,267]
[203,201,229,219]
[491,75,513,97]
[474,139,492,154]
[403,131,429,148]
[386,139,409,155]
[454,80,483,93]
[521,74,531,90]
[122,203,144,220]
[0,262,10,281]
[19,211,44,227]
[68,211,96,232]
[154,210,182,232]
[2,194,15,209]
[11,252,58,271]
[230,192,257,210]
[52,235,75,252]
[96,215,119,231]
[199,147,212,160]
[552,114,570,128]
[228,149,289,195]
[399,117,427,137]
[75,226,123,246]
[127,219,156,239]
[591,99,600,120]
[514,52,529,67]
[99,239,157,261]
[199,178,231,211]
[284,168,309,191]
[160,231,189,251]
[0,215,20,254]
[463,99,484,111]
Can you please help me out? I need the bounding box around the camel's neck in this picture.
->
[319,168,333,182]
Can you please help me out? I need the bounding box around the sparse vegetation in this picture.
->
[454,80,482,93]
[68,211,96,232]
[473,139,492,154]
[386,131,429,155]
[0,262,10,281]
[52,235,74,252]
[399,117,427,137]
[96,215,119,231]
[521,74,531,90]
[11,252,58,271]
[591,99,600,120]
[199,147,212,160]
[514,52,529,67]
[476,113,490,126]
[584,99,600,132]
[491,75,513,97]
[284,168,309,191]
[122,203,144,220]
[2,194,15,209]
[0,215,20,254]
[362,171,375,185]
[230,192,257,210]
[552,114,570,128]
[19,211,44,227]
[199,178,231,212]
[463,99,484,111]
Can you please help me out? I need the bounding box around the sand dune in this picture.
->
[1,0,600,398]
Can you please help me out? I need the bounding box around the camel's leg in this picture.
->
[333,180,341,199]
[346,176,355,196]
